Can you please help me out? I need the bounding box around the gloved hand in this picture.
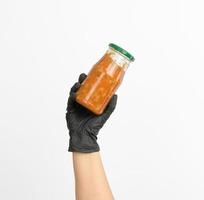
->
[66,73,118,153]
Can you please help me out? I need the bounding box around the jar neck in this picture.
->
[106,48,131,71]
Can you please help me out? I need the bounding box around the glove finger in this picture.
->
[67,92,76,110]
[69,73,86,95]
[67,73,85,110]
[102,94,118,121]
[67,81,79,110]
[78,73,87,84]
[69,82,80,95]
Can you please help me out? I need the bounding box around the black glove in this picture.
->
[66,73,118,153]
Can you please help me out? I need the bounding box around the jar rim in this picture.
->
[109,43,135,62]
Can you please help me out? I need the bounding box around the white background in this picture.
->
[0,0,204,199]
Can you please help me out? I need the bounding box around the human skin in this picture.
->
[72,152,114,200]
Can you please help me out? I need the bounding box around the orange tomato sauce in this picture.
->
[76,53,125,115]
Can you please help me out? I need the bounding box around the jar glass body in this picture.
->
[76,47,130,115]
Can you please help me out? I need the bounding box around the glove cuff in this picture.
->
[68,144,100,153]
[68,132,100,153]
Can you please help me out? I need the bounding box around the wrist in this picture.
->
[69,132,100,153]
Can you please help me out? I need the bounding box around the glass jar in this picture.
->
[76,43,135,115]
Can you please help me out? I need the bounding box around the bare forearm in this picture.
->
[73,152,114,200]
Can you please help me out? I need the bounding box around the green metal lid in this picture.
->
[109,43,135,62]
